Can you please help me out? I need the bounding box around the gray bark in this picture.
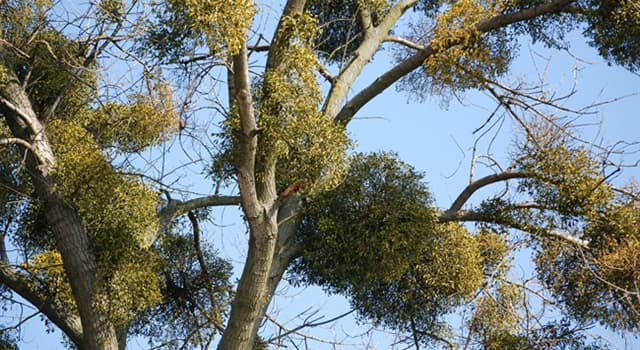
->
[334,0,576,124]
[0,58,119,350]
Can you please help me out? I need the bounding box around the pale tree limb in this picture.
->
[0,137,48,166]
[159,195,241,230]
[322,0,421,118]
[445,171,529,214]
[233,43,261,216]
[385,35,425,50]
[1,45,118,350]
[0,39,31,59]
[334,0,576,124]
[218,30,281,350]
[440,208,590,248]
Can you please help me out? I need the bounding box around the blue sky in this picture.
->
[7,4,640,350]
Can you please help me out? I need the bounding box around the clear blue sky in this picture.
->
[7,5,640,350]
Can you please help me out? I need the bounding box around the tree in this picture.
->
[0,0,639,349]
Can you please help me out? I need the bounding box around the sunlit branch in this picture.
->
[231,39,261,222]
[358,6,373,32]
[318,64,334,82]
[0,96,39,135]
[0,39,30,59]
[159,195,241,229]
[612,186,640,201]
[385,35,425,50]
[0,218,9,263]
[334,0,576,124]
[0,137,48,166]
[440,209,590,248]
[322,0,420,118]
[445,171,529,214]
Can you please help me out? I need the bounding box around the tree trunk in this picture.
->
[217,214,279,349]
[0,67,120,350]
[216,194,302,349]
[38,191,119,350]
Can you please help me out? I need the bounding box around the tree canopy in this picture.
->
[0,0,640,349]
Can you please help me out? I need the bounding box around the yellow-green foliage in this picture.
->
[524,132,640,331]
[430,0,494,49]
[95,252,163,325]
[357,0,390,15]
[46,119,163,324]
[218,13,350,195]
[1,2,96,119]
[424,0,511,95]
[15,29,95,118]
[2,4,175,322]
[48,119,159,248]
[0,65,8,87]
[583,191,640,300]
[293,153,499,334]
[423,222,484,299]
[475,228,510,275]
[1,0,53,43]
[182,0,255,56]
[24,250,76,311]
[535,224,640,332]
[584,0,640,71]
[471,282,527,349]
[518,136,613,217]
[257,13,351,194]
[86,80,179,152]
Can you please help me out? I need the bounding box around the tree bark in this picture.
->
[217,214,279,349]
[0,62,119,350]
[217,37,281,349]
[38,192,119,350]
[334,0,576,124]
[0,263,84,345]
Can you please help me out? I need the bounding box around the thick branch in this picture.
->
[446,171,529,214]
[0,39,30,59]
[0,59,56,173]
[265,0,306,71]
[232,42,261,221]
[0,263,83,345]
[159,195,241,230]
[439,209,590,248]
[1,52,117,349]
[385,35,425,50]
[334,0,576,124]
[0,96,39,134]
[0,137,49,166]
[322,0,420,118]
